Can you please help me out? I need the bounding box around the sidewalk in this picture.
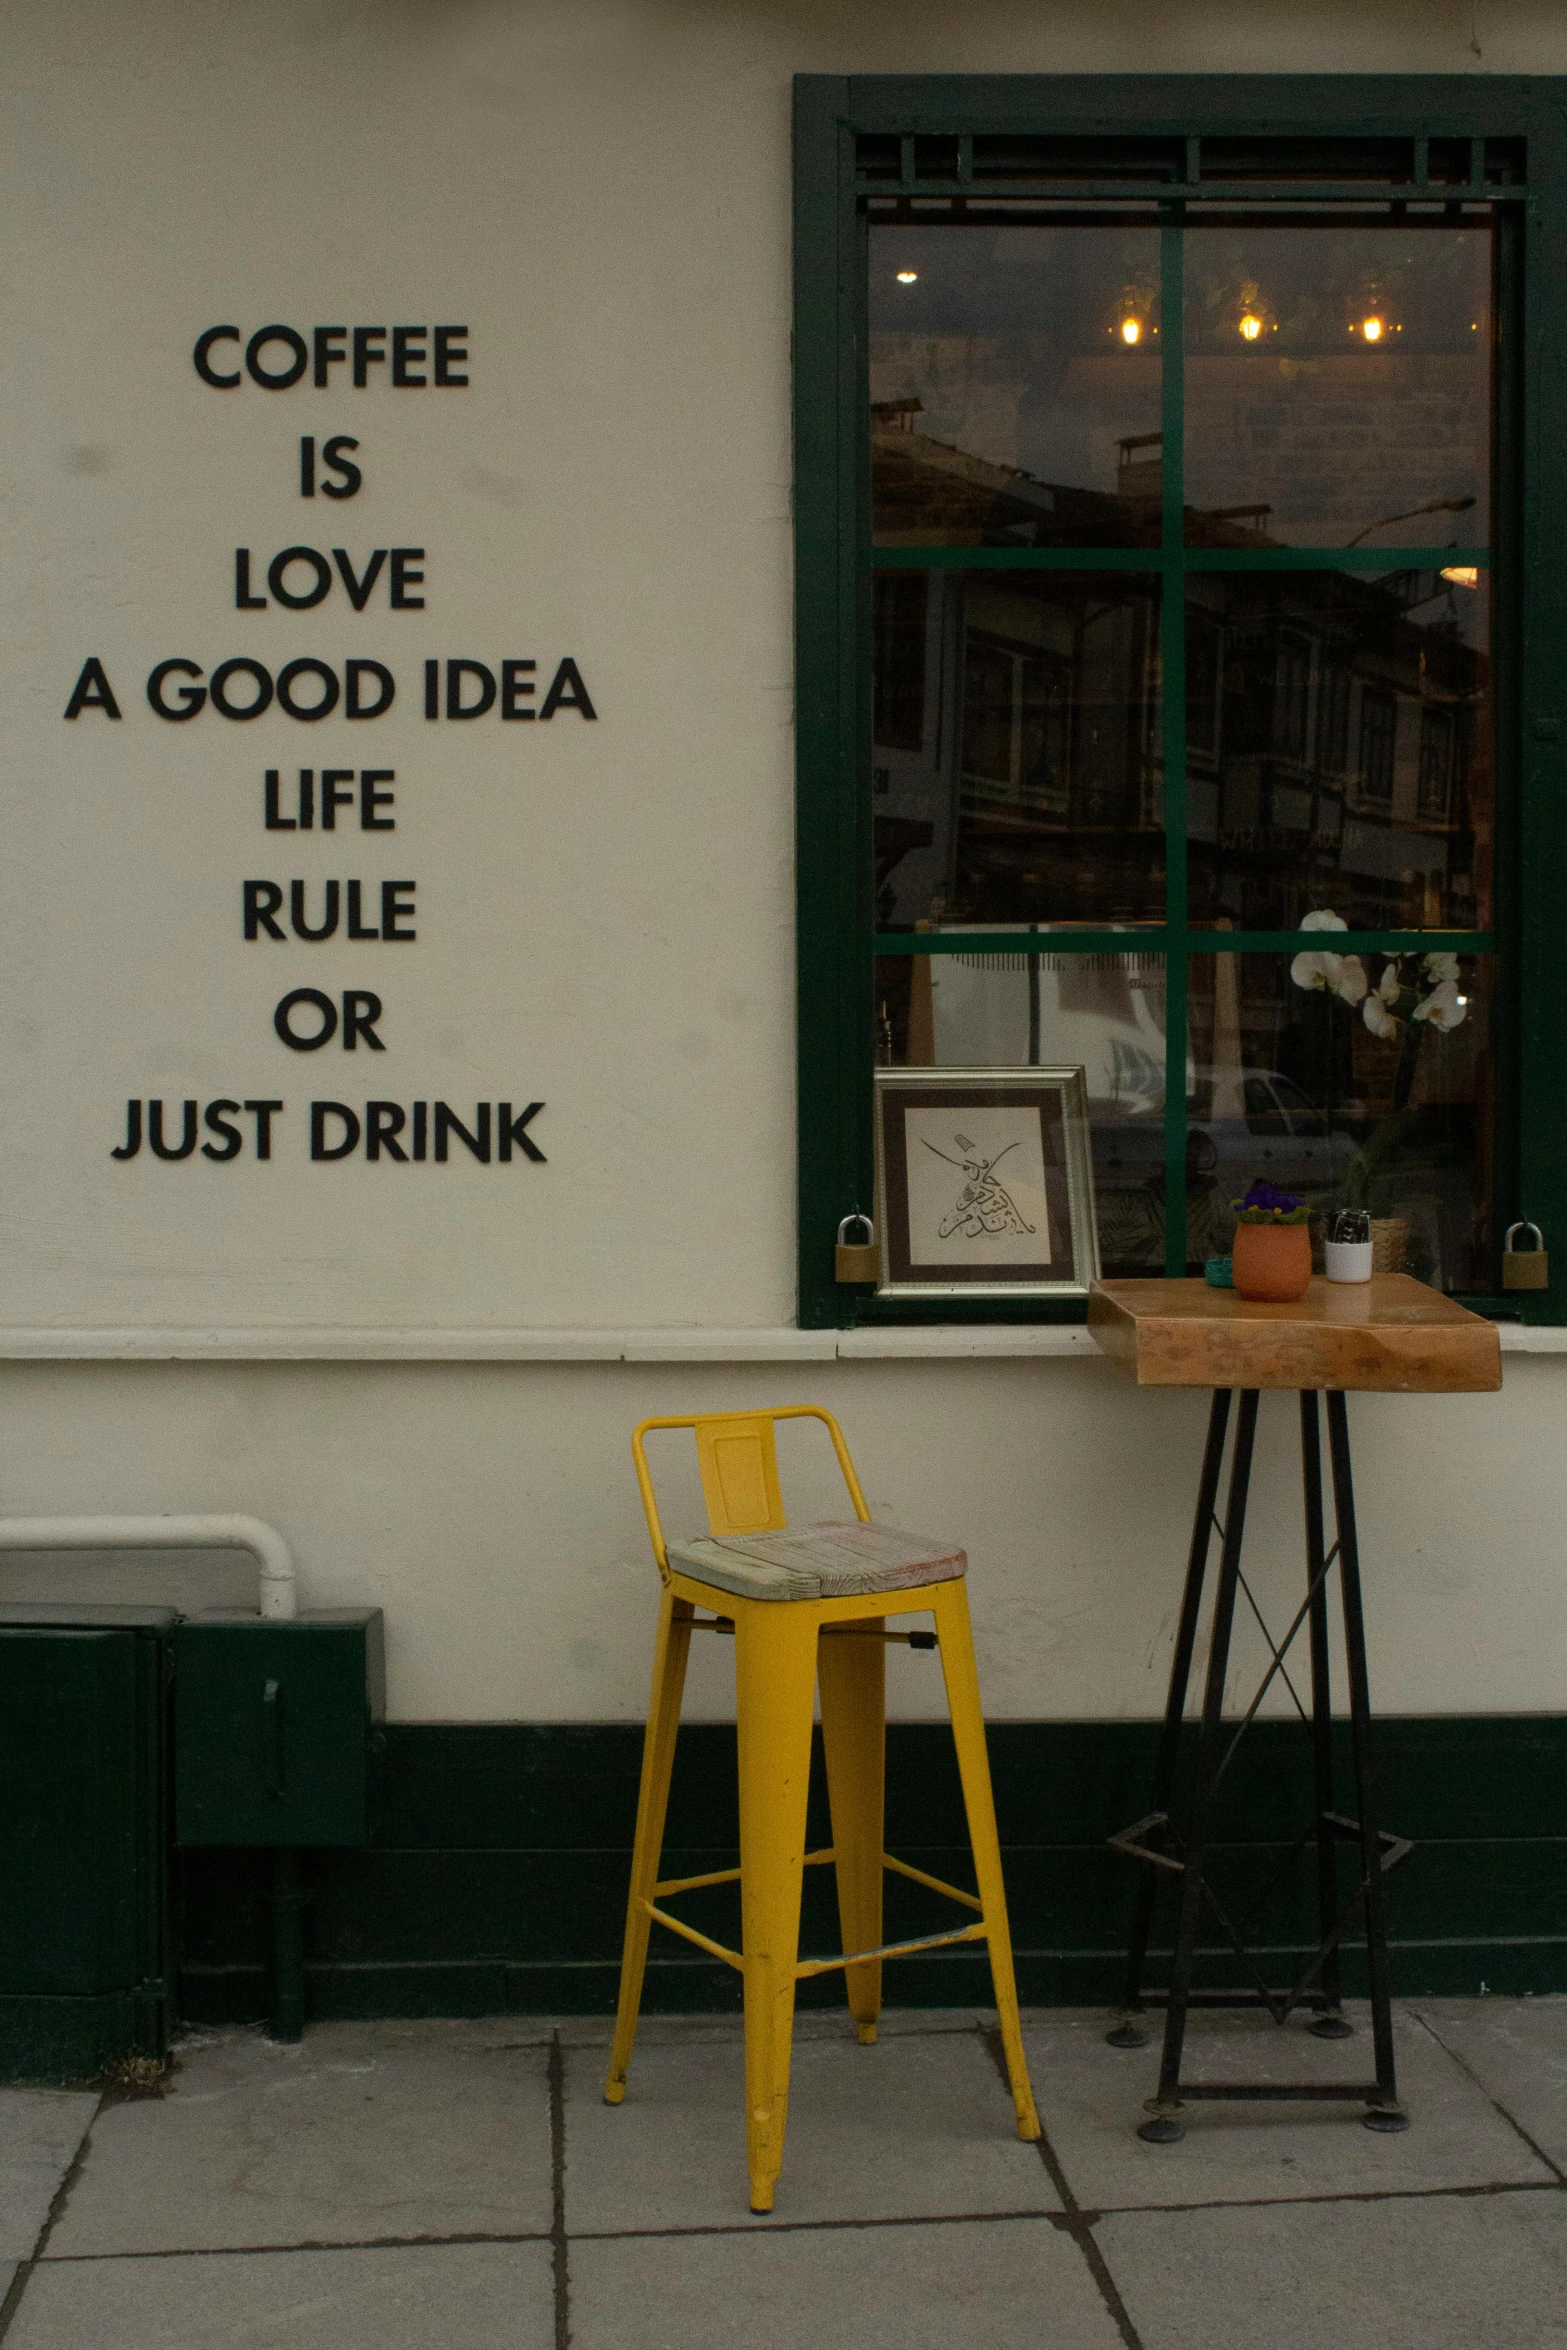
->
[0,2000,1563,2348]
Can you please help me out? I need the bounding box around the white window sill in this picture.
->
[0,1321,1555,1362]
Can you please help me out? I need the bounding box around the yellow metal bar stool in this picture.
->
[604,1405,1040,2213]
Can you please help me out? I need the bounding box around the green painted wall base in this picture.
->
[175,1718,1567,2026]
[0,1990,169,2083]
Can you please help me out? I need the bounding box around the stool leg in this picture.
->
[818,1616,886,2044]
[931,1579,1041,2143]
[604,1589,695,2104]
[735,1605,820,2213]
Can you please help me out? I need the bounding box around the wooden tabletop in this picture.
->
[1088,1274,1502,1392]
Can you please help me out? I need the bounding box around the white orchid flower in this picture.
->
[1363,991,1399,1040]
[1413,977,1466,1031]
[1377,962,1402,1003]
[1299,909,1348,932]
[1423,952,1460,985]
[1334,955,1368,1004]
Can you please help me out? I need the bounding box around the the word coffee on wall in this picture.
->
[61,320,598,1175]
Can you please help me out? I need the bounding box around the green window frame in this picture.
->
[794,73,1567,1329]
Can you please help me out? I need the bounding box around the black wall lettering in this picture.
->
[367,1101,408,1160]
[246,325,308,389]
[333,548,386,611]
[540,657,597,721]
[435,1102,491,1163]
[389,549,424,608]
[311,1102,360,1160]
[501,658,536,719]
[498,1101,547,1162]
[290,879,340,941]
[194,325,242,387]
[64,657,122,719]
[244,1100,283,1158]
[149,1099,199,1160]
[360,770,395,828]
[275,988,338,1050]
[433,326,469,386]
[244,880,286,940]
[392,327,427,386]
[345,660,394,718]
[268,547,333,609]
[321,435,362,498]
[342,990,385,1051]
[147,659,207,720]
[201,1100,244,1161]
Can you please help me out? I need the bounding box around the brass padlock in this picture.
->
[835,1213,881,1285]
[1502,1220,1550,1291]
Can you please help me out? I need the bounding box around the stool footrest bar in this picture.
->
[795,1920,989,1980]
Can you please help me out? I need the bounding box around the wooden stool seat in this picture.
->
[604,1406,1039,2213]
[666,1521,967,1603]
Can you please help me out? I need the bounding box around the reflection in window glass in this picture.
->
[1186,571,1490,931]
[875,951,1168,1276]
[1184,951,1492,1290]
[868,225,1163,547]
[874,571,1163,928]
[1184,226,1492,549]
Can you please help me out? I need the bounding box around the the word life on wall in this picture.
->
[64,321,596,1173]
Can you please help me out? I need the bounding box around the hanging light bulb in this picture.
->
[1121,317,1142,345]
[1238,312,1263,341]
[1361,314,1386,342]
[895,270,918,285]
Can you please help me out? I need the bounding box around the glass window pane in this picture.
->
[1186,569,1491,931]
[875,950,1168,1277]
[1183,950,1493,1291]
[869,225,1163,548]
[1184,225,1492,549]
[873,569,1164,928]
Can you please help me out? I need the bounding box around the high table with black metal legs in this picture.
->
[1087,1274,1501,2144]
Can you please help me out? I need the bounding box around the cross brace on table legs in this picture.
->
[1106,1387,1412,2141]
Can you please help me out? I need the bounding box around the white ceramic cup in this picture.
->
[1324,1238,1374,1284]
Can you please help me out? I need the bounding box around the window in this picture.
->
[796,80,1566,1324]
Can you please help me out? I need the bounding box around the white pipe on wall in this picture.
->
[0,1516,298,1619]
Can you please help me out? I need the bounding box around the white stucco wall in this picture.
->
[3,0,1563,1721]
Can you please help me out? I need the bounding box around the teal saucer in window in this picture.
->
[1204,1256,1234,1288]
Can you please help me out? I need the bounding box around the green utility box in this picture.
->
[0,1605,175,2081]
[174,1609,385,1847]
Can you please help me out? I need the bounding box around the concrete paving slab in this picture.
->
[1023,2006,1556,2209]
[5,2242,555,2350]
[1098,2184,1567,2350]
[567,2020,1056,2230]
[1414,1998,1567,2173]
[46,2023,552,2255]
[0,2089,96,2260]
[571,2216,1122,2350]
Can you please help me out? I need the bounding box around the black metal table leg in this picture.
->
[1107,1389,1232,2051]
[1302,1393,1353,2043]
[1108,1385,1414,2142]
[1137,1390,1259,2142]
[1326,1390,1409,2131]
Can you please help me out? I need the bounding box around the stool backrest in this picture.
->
[631,1406,870,1582]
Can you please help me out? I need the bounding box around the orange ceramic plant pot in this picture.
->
[1231,1221,1313,1303]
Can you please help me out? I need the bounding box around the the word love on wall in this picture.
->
[61,321,596,1186]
